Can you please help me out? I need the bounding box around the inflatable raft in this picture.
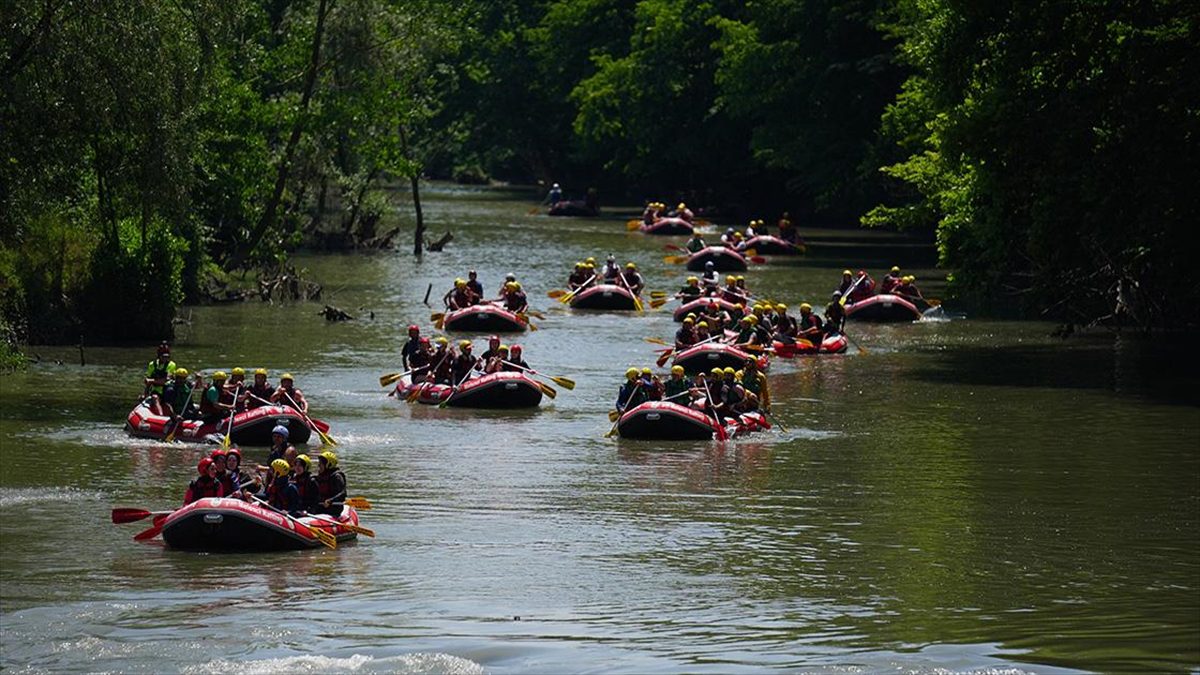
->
[685,246,748,272]
[672,297,740,322]
[569,284,639,311]
[548,200,598,217]
[160,498,359,551]
[639,217,694,236]
[742,235,804,255]
[672,343,768,374]
[771,333,849,356]
[393,371,543,408]
[845,294,922,322]
[124,400,322,445]
[442,304,528,332]
[617,402,771,441]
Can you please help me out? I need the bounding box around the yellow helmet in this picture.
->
[575,261,584,268]
[295,454,312,471]
[280,373,294,382]
[506,281,518,291]
[683,317,694,324]
[686,313,697,320]
[271,459,290,477]
[843,269,853,276]
[677,202,686,209]
[671,365,684,375]
[687,276,698,283]
[749,315,760,324]
[625,367,639,380]
[458,340,472,349]
[435,336,449,345]
[723,367,736,376]
[173,367,188,378]
[800,303,813,312]
[775,303,788,312]
[498,344,509,352]
[710,367,723,376]
[319,450,338,469]
[905,275,916,283]
[212,370,227,381]
[231,367,245,376]
[455,278,466,287]
[254,367,268,376]
[736,275,745,281]
[697,321,709,328]
[586,263,595,269]
[726,276,736,284]
[891,266,901,273]
[641,368,652,376]
[586,257,596,264]
[626,262,636,270]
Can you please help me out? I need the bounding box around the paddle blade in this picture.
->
[656,350,673,368]
[538,383,557,399]
[608,409,620,422]
[318,430,337,447]
[527,320,539,331]
[112,508,152,524]
[650,298,667,309]
[345,497,372,510]
[527,310,546,320]
[309,525,337,549]
[662,245,683,253]
[434,316,445,330]
[626,219,641,231]
[379,372,403,387]
[134,523,163,541]
[749,256,766,264]
[429,312,444,322]
[662,255,688,265]
[550,376,576,390]
[925,298,942,307]
[345,523,375,537]
[405,386,422,403]
[546,289,566,299]
[649,290,668,298]
[744,249,757,257]
[643,337,670,346]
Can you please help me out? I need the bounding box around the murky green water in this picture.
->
[2,184,1197,674]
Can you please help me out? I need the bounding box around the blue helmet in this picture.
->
[271,425,289,440]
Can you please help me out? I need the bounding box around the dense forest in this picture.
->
[1,0,1196,360]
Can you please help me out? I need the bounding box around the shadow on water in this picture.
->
[908,332,1200,407]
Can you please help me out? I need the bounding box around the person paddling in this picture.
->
[675,317,698,350]
[401,325,422,371]
[824,292,846,333]
[443,278,476,310]
[621,263,645,296]
[292,454,320,514]
[431,337,454,384]
[247,368,274,409]
[224,448,257,499]
[451,340,477,383]
[266,425,294,465]
[143,343,176,415]
[616,368,648,413]
[501,282,528,314]
[568,262,590,290]
[161,368,196,421]
[893,275,925,303]
[879,266,903,294]
[199,371,234,424]
[466,269,484,299]
[314,451,347,516]
[210,449,235,496]
[700,261,720,293]
[184,458,223,505]
[262,459,300,515]
[663,365,694,402]
[270,373,307,414]
[677,276,702,300]
[685,232,706,254]
[797,303,824,342]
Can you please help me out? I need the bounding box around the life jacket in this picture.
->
[663,378,692,400]
[315,468,347,504]
[185,476,222,504]
[199,384,222,416]
[675,326,696,346]
[432,350,454,383]
[146,359,175,394]
[216,471,236,496]
[775,314,798,337]
[267,475,296,511]
[467,279,484,297]
[451,353,476,382]
[617,382,646,410]
[679,285,701,297]
[294,471,319,511]
[502,357,528,372]
[686,238,705,253]
[880,274,901,294]
[568,271,589,287]
[163,381,193,412]
[504,291,527,312]
[247,382,274,407]
[451,287,472,307]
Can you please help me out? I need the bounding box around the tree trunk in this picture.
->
[227,0,330,270]
[397,125,423,257]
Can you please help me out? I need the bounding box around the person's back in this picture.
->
[685,235,706,253]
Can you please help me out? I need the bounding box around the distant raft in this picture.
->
[569,284,640,311]
[844,294,922,322]
[124,399,321,445]
[741,235,805,256]
[442,304,528,332]
[616,401,771,440]
[393,371,544,408]
[673,297,740,322]
[771,333,849,356]
[671,342,769,374]
[685,246,748,272]
[639,218,694,236]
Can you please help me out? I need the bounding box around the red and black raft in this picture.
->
[742,235,805,256]
[844,294,922,322]
[617,401,723,440]
[442,303,528,332]
[393,371,544,408]
[569,284,639,311]
[685,246,748,272]
[639,217,694,236]
[672,343,768,374]
[125,400,324,445]
[160,497,360,551]
[771,333,849,356]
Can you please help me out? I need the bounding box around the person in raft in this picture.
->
[778,212,798,243]
[700,261,720,292]
[144,342,176,415]
[684,232,706,254]
[443,278,478,310]
[160,368,196,420]
[503,345,530,372]
[879,266,903,294]
[270,373,308,414]
[401,325,423,372]
[451,340,478,384]
[291,454,320,514]
[266,425,295,465]
[184,457,224,505]
[465,269,484,298]
[544,182,563,205]
[314,451,347,516]
[892,275,925,303]
[567,262,591,290]
[224,448,258,499]
[245,368,275,408]
[260,458,301,515]
[620,263,645,296]
[501,281,529,314]
[616,367,650,413]
[662,365,695,404]
[197,371,235,424]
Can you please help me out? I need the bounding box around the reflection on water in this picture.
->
[1,183,1197,673]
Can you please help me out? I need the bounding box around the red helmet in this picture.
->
[209,449,226,461]
[157,342,171,356]
[408,324,419,335]
[197,458,213,475]
[419,336,430,344]
[488,334,500,344]
[511,344,522,354]
[226,448,242,462]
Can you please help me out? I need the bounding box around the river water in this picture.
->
[1,184,1197,674]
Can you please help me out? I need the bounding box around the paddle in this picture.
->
[380,368,416,387]
[437,367,475,409]
[310,513,375,537]
[663,254,689,265]
[134,522,166,541]
[345,497,372,510]
[644,337,671,347]
[221,385,242,449]
[525,309,547,320]
[164,383,197,443]
[649,297,672,309]
[502,362,575,390]
[761,408,787,433]
[248,494,336,549]
[431,311,446,330]
[626,219,642,231]
[547,289,567,299]
[841,329,869,355]
[407,351,452,402]
[839,274,865,307]
[612,272,644,312]
[649,291,668,299]
[700,379,728,442]
[558,275,596,304]
[604,383,644,437]
[112,507,174,524]
[283,391,336,446]
[663,244,685,253]
[516,312,539,331]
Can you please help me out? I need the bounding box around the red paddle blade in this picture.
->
[749,256,766,264]
[134,523,163,541]
[112,508,152,524]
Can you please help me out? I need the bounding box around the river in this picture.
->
[1,183,1197,674]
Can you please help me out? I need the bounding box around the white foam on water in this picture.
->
[0,486,103,508]
[183,652,484,675]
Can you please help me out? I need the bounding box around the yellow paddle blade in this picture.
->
[650,291,667,298]
[345,497,371,510]
[430,312,444,322]
[310,525,337,549]
[663,255,687,264]
[925,298,942,306]
[547,289,567,299]
[527,320,539,331]
[633,297,644,313]
[608,409,620,422]
[538,382,557,399]
[341,522,375,537]
[626,219,641,231]
[527,310,546,320]
[406,386,423,403]
[650,298,668,309]
[744,249,757,257]
[550,376,576,390]
[644,337,670,346]
[434,316,445,330]
[379,372,403,387]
